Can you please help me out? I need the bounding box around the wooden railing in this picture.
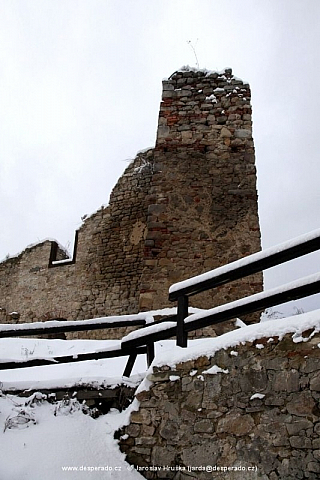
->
[169,228,320,347]
[1,229,320,378]
[0,314,154,377]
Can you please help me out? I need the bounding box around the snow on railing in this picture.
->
[169,228,320,347]
[169,227,320,298]
[2,229,320,376]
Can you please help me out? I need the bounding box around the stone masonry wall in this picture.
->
[0,68,262,338]
[118,330,320,480]
[0,150,153,339]
[140,68,262,334]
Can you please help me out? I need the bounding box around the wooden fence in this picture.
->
[1,229,320,377]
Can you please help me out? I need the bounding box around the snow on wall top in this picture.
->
[165,66,247,84]
[152,308,320,369]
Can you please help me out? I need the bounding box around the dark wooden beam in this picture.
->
[0,346,148,371]
[121,324,177,350]
[177,295,188,347]
[169,234,320,301]
[0,319,146,338]
[184,276,320,333]
[146,343,155,366]
[123,352,138,377]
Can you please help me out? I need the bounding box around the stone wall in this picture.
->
[0,150,153,339]
[141,68,262,321]
[0,68,262,338]
[118,330,320,479]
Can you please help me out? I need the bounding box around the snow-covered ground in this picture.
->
[1,310,320,479]
[0,392,143,479]
[0,338,147,391]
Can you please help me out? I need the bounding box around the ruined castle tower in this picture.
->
[140,68,262,318]
[0,68,262,338]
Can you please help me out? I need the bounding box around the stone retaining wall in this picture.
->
[118,330,320,479]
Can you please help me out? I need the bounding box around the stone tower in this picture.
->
[139,67,262,319]
[0,68,262,338]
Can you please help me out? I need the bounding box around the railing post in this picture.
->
[146,343,155,367]
[123,351,138,377]
[177,295,188,347]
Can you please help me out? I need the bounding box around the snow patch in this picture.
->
[122,321,176,343]
[151,309,320,369]
[235,318,247,328]
[250,393,265,400]
[0,393,144,479]
[203,365,229,375]
[206,94,217,103]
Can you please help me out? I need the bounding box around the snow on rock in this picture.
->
[250,393,265,400]
[202,365,229,375]
[150,309,320,369]
[235,318,247,328]
[205,94,217,103]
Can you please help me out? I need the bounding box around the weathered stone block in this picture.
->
[289,436,312,449]
[126,423,141,437]
[181,438,219,467]
[131,410,151,425]
[217,412,254,436]
[286,419,313,436]
[194,419,214,433]
[310,371,320,391]
[147,371,175,382]
[159,420,180,442]
[273,370,300,392]
[308,461,320,473]
[287,392,316,417]
[135,436,157,446]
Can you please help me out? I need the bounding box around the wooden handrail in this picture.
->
[2,230,320,377]
[0,316,147,338]
[116,273,320,350]
[0,314,176,376]
[169,229,320,347]
[0,345,148,373]
[184,272,320,332]
[169,229,320,300]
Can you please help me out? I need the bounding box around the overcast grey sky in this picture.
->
[1,0,320,312]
